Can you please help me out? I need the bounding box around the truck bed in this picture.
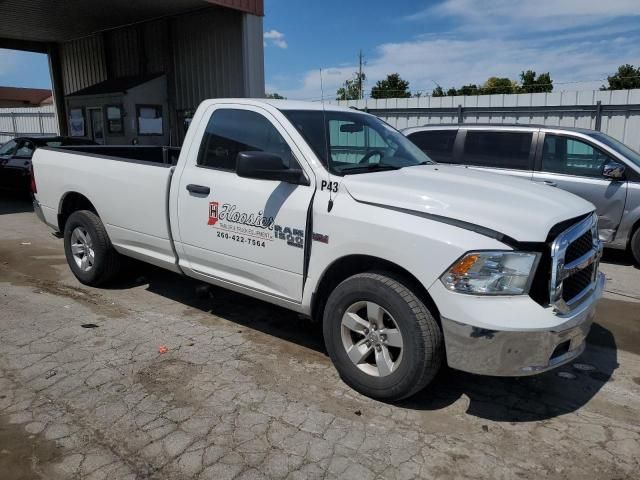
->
[33,146,182,272]
[58,145,181,165]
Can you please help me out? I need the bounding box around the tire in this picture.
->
[63,210,121,286]
[631,227,640,267]
[323,272,443,401]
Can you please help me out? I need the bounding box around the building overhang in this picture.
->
[0,0,263,48]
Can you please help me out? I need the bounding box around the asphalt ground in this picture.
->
[1,195,639,479]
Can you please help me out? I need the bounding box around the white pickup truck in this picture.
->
[32,99,604,401]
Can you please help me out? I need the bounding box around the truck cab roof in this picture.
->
[199,98,359,113]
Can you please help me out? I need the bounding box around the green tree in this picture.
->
[601,64,640,90]
[446,87,458,96]
[266,92,285,99]
[519,70,553,93]
[481,77,516,94]
[431,85,445,97]
[457,84,481,96]
[370,73,411,99]
[336,72,366,100]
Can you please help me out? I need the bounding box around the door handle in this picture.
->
[186,184,210,195]
[536,180,557,187]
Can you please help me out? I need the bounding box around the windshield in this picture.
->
[588,132,640,169]
[283,110,434,175]
[0,140,18,156]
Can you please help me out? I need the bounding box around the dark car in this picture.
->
[0,136,96,195]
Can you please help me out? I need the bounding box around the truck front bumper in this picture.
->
[432,272,605,377]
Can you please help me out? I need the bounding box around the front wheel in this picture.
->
[323,272,443,401]
[631,227,640,267]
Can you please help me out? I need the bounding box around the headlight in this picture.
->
[441,251,540,295]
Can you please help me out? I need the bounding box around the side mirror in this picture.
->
[236,151,309,185]
[603,161,625,180]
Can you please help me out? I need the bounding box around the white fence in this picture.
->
[0,104,59,143]
[333,89,640,151]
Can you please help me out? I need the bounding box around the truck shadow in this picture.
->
[112,260,326,354]
[111,261,618,423]
[399,322,618,422]
[601,248,636,267]
[0,194,33,215]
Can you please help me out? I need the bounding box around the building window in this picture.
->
[69,108,85,137]
[106,105,124,135]
[136,105,163,136]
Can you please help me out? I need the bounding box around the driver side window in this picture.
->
[542,135,611,178]
[16,141,35,158]
[328,120,389,166]
[197,109,294,171]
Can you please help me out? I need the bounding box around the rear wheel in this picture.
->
[323,272,443,401]
[631,227,640,267]
[63,210,121,286]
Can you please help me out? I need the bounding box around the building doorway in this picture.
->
[88,107,105,144]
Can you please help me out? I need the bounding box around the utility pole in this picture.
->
[358,49,365,100]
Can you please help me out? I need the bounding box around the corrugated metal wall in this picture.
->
[59,36,107,95]
[144,20,170,75]
[51,5,262,143]
[0,105,59,143]
[57,6,251,108]
[171,7,245,110]
[104,21,170,78]
[106,27,142,78]
[334,89,640,151]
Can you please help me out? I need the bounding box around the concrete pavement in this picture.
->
[1,196,639,479]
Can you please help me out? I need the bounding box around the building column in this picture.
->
[241,14,265,98]
[47,43,68,135]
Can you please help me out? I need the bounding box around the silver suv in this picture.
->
[403,124,640,264]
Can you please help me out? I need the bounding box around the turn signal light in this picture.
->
[449,254,479,275]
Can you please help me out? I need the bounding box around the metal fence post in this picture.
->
[457,104,463,124]
[11,112,17,136]
[595,100,602,131]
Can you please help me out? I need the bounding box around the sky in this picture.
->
[1,0,639,99]
[0,49,51,89]
[263,0,640,100]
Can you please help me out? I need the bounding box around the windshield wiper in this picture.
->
[340,163,401,174]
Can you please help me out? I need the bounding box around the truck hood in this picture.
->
[342,165,594,243]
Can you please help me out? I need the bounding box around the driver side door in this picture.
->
[533,133,627,242]
[175,105,315,303]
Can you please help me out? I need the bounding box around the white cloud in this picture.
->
[270,1,640,100]
[264,30,288,49]
[406,0,640,32]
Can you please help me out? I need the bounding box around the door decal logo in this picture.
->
[206,200,304,249]
[208,202,219,226]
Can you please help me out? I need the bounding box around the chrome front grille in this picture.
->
[550,213,603,314]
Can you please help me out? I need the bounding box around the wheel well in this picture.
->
[58,192,98,232]
[311,255,439,323]
[630,217,640,245]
